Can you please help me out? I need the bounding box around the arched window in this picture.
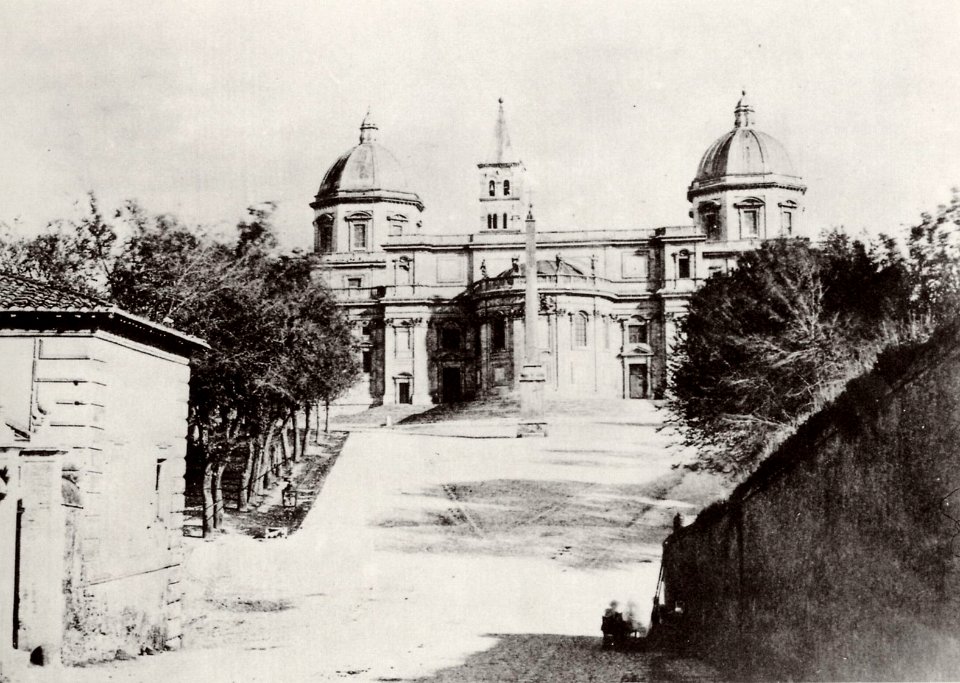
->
[488,180,495,197]
[503,213,508,230]
[503,180,511,196]
[487,214,492,230]
[492,213,499,230]
[573,313,588,348]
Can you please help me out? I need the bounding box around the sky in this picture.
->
[1,0,959,250]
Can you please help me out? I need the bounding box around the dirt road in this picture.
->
[45,404,720,682]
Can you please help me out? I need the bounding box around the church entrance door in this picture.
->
[628,363,648,399]
[441,367,462,403]
[398,380,412,404]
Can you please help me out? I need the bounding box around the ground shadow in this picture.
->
[398,399,519,425]
[375,476,699,569]
[392,633,719,682]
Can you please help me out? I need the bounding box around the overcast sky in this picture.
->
[1,1,959,249]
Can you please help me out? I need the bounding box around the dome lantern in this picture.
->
[734,90,754,128]
[359,108,378,143]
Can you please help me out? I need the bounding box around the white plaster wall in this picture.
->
[28,331,191,660]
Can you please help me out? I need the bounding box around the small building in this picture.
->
[313,93,807,407]
[0,273,206,673]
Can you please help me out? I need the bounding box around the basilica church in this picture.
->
[312,94,807,407]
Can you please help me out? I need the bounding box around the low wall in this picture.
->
[661,323,960,680]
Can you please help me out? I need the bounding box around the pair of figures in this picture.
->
[601,600,639,650]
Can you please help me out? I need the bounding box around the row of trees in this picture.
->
[668,189,960,479]
[0,195,359,534]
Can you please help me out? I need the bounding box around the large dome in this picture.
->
[688,93,803,198]
[313,112,423,210]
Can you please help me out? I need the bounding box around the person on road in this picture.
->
[601,601,626,649]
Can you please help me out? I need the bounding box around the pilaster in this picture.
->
[17,448,66,666]
[412,321,430,404]
[382,322,396,405]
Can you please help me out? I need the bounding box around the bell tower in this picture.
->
[478,98,526,232]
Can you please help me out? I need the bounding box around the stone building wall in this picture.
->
[661,323,960,680]
[0,330,190,665]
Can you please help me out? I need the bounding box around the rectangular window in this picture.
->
[346,277,363,288]
[396,327,412,356]
[742,210,759,237]
[352,223,368,251]
[491,319,506,351]
[677,254,691,279]
[628,322,648,345]
[782,210,793,235]
[362,350,372,373]
[440,326,461,351]
[704,213,720,240]
[155,458,167,521]
[319,226,333,253]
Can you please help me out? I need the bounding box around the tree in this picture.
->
[667,236,912,477]
[0,193,116,297]
[908,187,960,328]
[0,197,359,535]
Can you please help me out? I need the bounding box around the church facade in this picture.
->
[313,94,807,407]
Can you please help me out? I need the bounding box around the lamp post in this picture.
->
[518,204,547,437]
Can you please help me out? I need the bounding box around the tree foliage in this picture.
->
[668,235,913,477]
[0,196,359,532]
[908,187,960,326]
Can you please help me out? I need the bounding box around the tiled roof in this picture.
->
[0,272,111,311]
[0,271,207,354]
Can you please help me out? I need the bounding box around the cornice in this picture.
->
[687,177,807,202]
[310,193,425,211]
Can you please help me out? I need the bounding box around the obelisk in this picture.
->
[517,204,547,437]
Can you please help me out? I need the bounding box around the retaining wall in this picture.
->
[661,323,960,680]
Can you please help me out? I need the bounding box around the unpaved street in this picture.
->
[45,404,720,682]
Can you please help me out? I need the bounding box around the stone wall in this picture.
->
[661,323,960,680]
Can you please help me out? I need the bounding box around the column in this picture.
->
[620,318,628,398]
[591,309,600,393]
[412,320,430,404]
[555,312,570,393]
[382,321,396,405]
